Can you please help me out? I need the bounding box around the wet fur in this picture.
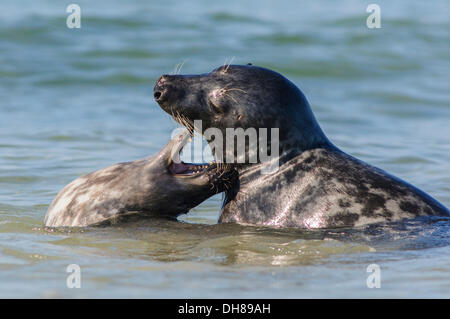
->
[44,134,235,227]
[219,148,448,228]
[154,64,449,229]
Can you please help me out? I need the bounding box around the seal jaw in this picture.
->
[169,161,216,178]
[165,131,227,182]
[160,128,237,195]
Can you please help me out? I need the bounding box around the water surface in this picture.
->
[0,0,449,298]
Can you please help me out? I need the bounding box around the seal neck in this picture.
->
[234,142,335,183]
[228,120,334,177]
[227,119,337,193]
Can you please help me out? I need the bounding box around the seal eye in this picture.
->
[208,98,223,114]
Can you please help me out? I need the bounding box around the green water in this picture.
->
[0,0,449,298]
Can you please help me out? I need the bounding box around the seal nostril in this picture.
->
[154,91,162,100]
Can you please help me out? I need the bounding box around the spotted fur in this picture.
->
[154,64,449,229]
[44,133,235,227]
[219,148,448,228]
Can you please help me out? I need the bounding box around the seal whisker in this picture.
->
[172,109,193,137]
[174,59,188,75]
[224,56,235,73]
[217,85,246,104]
[222,57,235,73]
[222,92,238,104]
[170,63,180,75]
[173,109,182,126]
[178,112,194,135]
[224,88,247,94]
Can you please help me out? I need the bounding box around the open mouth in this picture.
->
[168,132,217,177]
[169,161,215,176]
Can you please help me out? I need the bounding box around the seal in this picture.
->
[44,131,236,227]
[154,64,449,229]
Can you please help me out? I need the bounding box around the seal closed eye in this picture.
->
[154,64,449,229]
[44,131,237,227]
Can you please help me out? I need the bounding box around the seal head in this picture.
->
[44,131,237,227]
[154,64,331,162]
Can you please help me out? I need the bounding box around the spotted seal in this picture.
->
[154,64,449,229]
[44,131,236,227]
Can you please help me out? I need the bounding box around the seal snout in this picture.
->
[154,74,179,103]
[154,75,169,102]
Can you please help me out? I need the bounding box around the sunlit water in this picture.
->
[0,0,449,298]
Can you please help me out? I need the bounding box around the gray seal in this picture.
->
[44,131,236,227]
[154,64,449,229]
